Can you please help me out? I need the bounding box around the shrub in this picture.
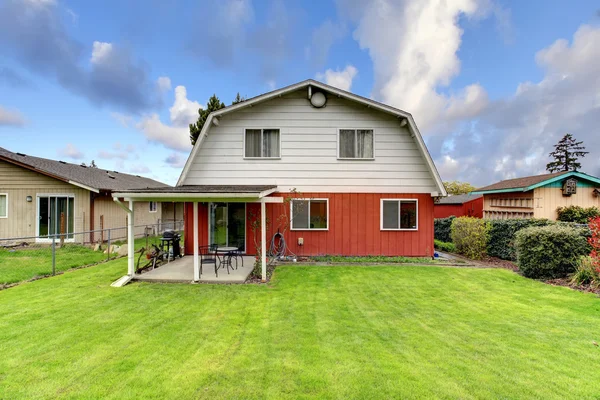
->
[434,216,455,242]
[434,239,456,253]
[557,205,600,224]
[450,217,490,260]
[589,216,600,270]
[487,219,553,261]
[570,256,599,287]
[515,225,591,279]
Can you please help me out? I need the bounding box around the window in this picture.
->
[0,194,7,218]
[339,129,374,159]
[245,129,280,158]
[381,199,418,230]
[291,199,328,230]
[149,201,157,212]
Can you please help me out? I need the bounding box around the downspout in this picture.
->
[111,197,135,287]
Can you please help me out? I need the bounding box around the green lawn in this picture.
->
[1,261,600,398]
[0,235,175,285]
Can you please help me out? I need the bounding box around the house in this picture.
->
[434,194,483,219]
[0,147,181,242]
[471,171,600,220]
[112,79,447,282]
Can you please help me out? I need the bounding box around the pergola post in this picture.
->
[193,202,199,281]
[127,200,135,276]
[261,200,266,282]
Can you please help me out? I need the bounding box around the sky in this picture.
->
[0,0,599,187]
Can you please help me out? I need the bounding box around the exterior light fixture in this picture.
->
[26,196,33,202]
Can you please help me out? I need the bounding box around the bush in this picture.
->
[434,216,455,242]
[515,225,591,279]
[487,219,553,261]
[434,239,456,253]
[570,256,599,287]
[450,217,490,260]
[557,205,600,224]
[588,216,600,270]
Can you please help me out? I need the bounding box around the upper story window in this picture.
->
[149,201,157,213]
[245,129,281,158]
[339,129,374,159]
[0,194,7,218]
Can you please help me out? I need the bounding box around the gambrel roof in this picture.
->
[177,79,447,197]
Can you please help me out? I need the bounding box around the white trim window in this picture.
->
[0,193,7,218]
[245,129,281,158]
[149,201,158,213]
[339,129,374,159]
[290,199,329,230]
[380,199,418,231]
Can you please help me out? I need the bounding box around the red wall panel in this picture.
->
[184,193,435,257]
[434,197,484,219]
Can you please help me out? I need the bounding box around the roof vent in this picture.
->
[59,161,66,164]
[310,91,327,108]
[16,152,26,157]
[80,163,87,168]
[107,173,116,179]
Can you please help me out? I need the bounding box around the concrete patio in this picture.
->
[133,255,255,283]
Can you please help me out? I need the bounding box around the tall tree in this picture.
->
[189,94,225,145]
[232,92,246,105]
[546,133,588,173]
[443,181,476,195]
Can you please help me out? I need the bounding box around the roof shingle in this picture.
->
[475,171,570,192]
[0,147,168,192]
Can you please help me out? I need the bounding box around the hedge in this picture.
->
[515,225,591,279]
[487,219,553,261]
[434,216,455,242]
[451,217,490,260]
[434,239,456,253]
[556,205,600,224]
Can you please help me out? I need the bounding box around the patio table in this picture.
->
[217,246,238,253]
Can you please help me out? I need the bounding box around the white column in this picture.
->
[261,200,266,282]
[193,202,200,281]
[127,200,135,276]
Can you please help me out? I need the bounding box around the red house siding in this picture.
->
[434,197,483,219]
[184,193,434,257]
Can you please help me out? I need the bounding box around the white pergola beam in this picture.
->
[193,202,200,281]
[127,200,135,276]
[261,200,267,282]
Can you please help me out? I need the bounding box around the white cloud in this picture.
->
[316,65,358,91]
[110,112,133,128]
[0,106,26,127]
[57,143,84,160]
[165,153,187,168]
[157,76,172,92]
[169,86,201,127]
[336,0,489,131]
[438,24,600,184]
[136,114,191,152]
[90,41,113,64]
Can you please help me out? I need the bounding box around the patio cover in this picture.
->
[111,185,281,285]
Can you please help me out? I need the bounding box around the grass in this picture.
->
[310,255,435,264]
[1,262,600,398]
[0,235,175,285]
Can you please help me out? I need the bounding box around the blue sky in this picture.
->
[1,0,599,186]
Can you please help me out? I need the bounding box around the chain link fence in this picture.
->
[0,220,184,286]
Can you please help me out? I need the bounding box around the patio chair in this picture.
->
[228,242,245,269]
[199,244,219,277]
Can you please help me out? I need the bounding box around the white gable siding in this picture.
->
[183,90,438,193]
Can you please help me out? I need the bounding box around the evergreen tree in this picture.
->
[546,133,588,173]
[232,92,246,105]
[189,94,225,145]
[90,160,98,168]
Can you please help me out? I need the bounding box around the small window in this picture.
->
[149,201,157,212]
[339,129,374,159]
[0,194,7,218]
[245,129,280,158]
[381,199,418,230]
[291,199,328,230]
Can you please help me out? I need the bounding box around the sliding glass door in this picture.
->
[209,203,246,251]
[38,195,75,239]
